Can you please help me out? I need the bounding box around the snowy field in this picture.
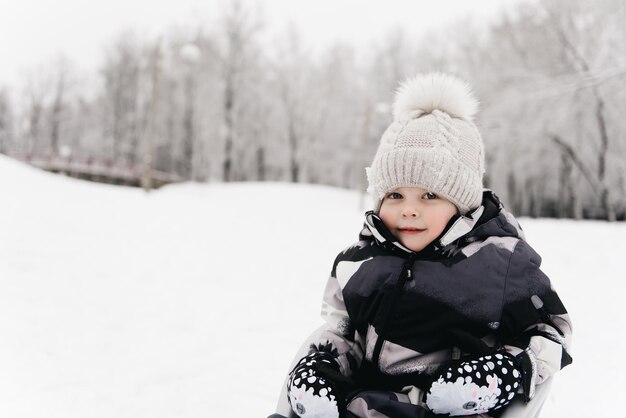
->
[0,154,623,417]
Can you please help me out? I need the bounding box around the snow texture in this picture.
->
[0,154,623,417]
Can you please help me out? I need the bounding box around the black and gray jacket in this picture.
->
[316,191,572,401]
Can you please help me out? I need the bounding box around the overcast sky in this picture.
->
[0,0,528,88]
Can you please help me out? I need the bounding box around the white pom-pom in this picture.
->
[392,72,479,121]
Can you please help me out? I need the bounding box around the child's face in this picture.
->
[379,187,458,252]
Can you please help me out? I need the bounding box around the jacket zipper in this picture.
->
[372,257,415,369]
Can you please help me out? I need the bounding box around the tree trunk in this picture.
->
[592,88,616,221]
[183,74,195,179]
[288,119,299,183]
[256,146,265,181]
[223,75,234,182]
[557,152,575,218]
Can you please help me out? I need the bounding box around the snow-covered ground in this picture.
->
[0,155,622,417]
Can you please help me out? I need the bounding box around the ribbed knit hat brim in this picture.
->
[366,147,483,214]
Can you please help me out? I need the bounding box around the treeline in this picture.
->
[0,0,624,220]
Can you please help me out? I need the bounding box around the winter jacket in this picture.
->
[274,191,572,417]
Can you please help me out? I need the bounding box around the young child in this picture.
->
[269,73,573,418]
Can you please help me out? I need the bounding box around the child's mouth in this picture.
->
[398,227,426,234]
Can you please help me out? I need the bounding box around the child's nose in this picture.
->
[401,206,420,217]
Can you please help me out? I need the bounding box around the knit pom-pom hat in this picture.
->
[366,72,485,214]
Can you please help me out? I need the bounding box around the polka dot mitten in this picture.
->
[287,347,352,418]
[425,352,522,416]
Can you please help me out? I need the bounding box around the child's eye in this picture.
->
[423,192,438,200]
[387,192,403,199]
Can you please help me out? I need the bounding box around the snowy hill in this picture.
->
[0,154,623,417]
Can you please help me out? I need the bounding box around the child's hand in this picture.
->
[425,352,522,416]
[287,350,352,418]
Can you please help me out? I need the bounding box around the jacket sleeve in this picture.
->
[315,245,366,376]
[499,240,573,402]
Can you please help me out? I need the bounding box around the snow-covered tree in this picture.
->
[1,0,624,219]
[99,33,143,165]
[0,89,13,155]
